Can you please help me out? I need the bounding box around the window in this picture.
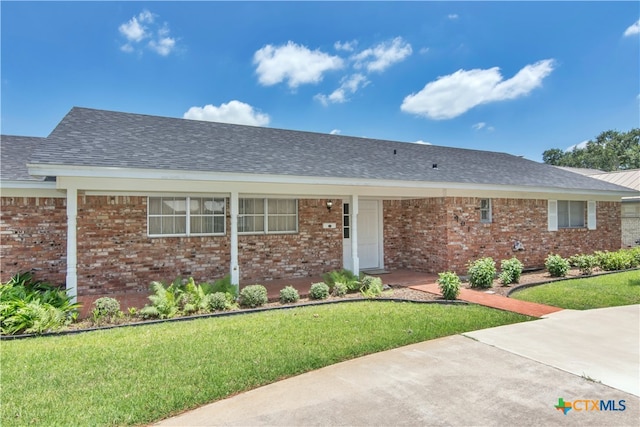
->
[148,196,225,237]
[480,199,492,223]
[558,200,585,228]
[239,198,297,234]
[343,203,350,238]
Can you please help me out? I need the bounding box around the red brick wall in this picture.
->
[0,196,68,285]
[76,195,230,296]
[382,197,621,275]
[75,196,340,295]
[239,199,342,283]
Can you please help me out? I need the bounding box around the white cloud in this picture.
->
[414,140,432,145]
[330,129,341,135]
[566,140,589,152]
[448,14,459,20]
[352,37,413,73]
[335,40,357,52]
[472,122,486,130]
[253,41,344,88]
[315,73,369,106]
[419,47,430,55]
[624,19,640,36]
[401,59,555,120]
[183,101,270,126]
[118,10,177,56]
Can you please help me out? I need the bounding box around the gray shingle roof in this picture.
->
[1,135,47,181]
[28,107,633,193]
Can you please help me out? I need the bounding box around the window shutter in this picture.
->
[548,200,558,231]
[587,201,596,230]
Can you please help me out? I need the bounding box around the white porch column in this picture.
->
[66,187,78,303]
[230,191,240,290]
[350,194,359,276]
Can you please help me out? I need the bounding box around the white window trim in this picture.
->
[480,198,492,223]
[238,198,298,235]
[548,200,595,231]
[147,196,226,237]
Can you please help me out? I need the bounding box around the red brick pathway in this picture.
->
[410,282,563,317]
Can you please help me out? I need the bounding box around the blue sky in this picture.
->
[2,1,638,161]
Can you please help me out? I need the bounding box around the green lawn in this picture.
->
[511,270,640,310]
[1,302,531,426]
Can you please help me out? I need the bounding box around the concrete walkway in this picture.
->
[410,282,563,317]
[155,305,639,426]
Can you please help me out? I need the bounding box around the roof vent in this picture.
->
[393,149,397,155]
[432,163,438,169]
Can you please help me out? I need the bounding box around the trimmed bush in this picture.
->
[332,282,348,297]
[467,257,496,289]
[499,257,524,285]
[437,272,460,300]
[309,282,330,300]
[206,292,231,311]
[360,276,383,298]
[545,254,570,277]
[92,297,122,323]
[595,250,633,271]
[239,285,268,308]
[279,286,300,304]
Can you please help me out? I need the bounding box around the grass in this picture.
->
[1,302,531,426]
[511,270,640,310]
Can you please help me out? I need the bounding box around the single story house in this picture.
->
[1,107,637,302]
[558,167,640,247]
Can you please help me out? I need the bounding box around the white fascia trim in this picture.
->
[0,180,58,190]
[28,163,633,199]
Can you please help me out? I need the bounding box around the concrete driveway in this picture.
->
[156,305,639,426]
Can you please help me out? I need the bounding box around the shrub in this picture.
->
[630,247,640,268]
[239,285,268,308]
[91,297,122,323]
[467,258,496,288]
[332,282,348,297]
[279,286,300,304]
[206,292,232,311]
[323,269,360,292]
[437,272,460,300]
[569,254,598,275]
[499,257,524,285]
[595,250,633,271]
[208,275,238,298]
[360,276,383,298]
[545,254,570,277]
[309,282,330,300]
[140,280,183,319]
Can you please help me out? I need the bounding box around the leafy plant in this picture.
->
[323,269,360,292]
[467,257,496,288]
[437,272,460,300]
[545,254,570,277]
[360,276,383,298]
[279,286,300,304]
[139,280,183,319]
[569,254,598,275]
[208,275,238,298]
[500,257,524,285]
[0,272,80,335]
[332,282,348,297]
[309,282,330,300]
[239,285,268,308]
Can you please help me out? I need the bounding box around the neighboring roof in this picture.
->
[27,107,634,194]
[1,135,47,181]
[590,169,640,192]
[556,166,606,176]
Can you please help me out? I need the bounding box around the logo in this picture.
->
[555,398,626,415]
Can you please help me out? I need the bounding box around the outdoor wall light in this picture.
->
[326,200,333,211]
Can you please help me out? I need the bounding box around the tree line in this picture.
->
[542,129,640,171]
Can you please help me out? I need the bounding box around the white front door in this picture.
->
[358,200,381,269]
